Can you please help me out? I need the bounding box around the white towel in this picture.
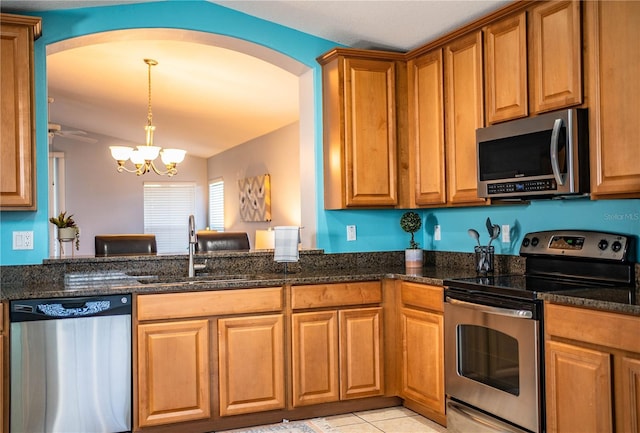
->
[273,226,300,263]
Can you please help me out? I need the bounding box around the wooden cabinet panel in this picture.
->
[400,282,443,313]
[585,1,640,198]
[137,320,211,427]
[0,14,40,210]
[444,31,486,206]
[399,307,444,415]
[291,311,339,406]
[619,356,640,433]
[137,287,282,321]
[407,49,446,206]
[530,1,582,113]
[218,314,285,416]
[291,281,382,310]
[320,49,402,209]
[339,308,383,399]
[484,12,528,124]
[545,340,612,433]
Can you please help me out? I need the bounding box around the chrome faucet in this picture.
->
[188,215,205,277]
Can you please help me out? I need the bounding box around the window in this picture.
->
[144,182,196,253]
[209,178,224,231]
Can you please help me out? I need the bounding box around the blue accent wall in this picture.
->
[1,0,639,265]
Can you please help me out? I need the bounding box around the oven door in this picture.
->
[445,294,541,433]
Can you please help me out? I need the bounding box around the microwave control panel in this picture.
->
[487,179,557,196]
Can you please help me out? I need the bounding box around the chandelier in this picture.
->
[109,58,186,176]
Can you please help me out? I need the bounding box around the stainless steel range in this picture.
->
[444,230,636,433]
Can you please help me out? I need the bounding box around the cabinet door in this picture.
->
[218,314,285,416]
[585,1,640,198]
[484,12,528,124]
[399,307,444,415]
[444,31,486,206]
[137,320,211,427]
[291,311,339,406]
[344,57,398,207]
[530,1,582,113]
[0,16,39,210]
[339,307,383,399]
[619,356,640,433]
[407,49,446,206]
[545,340,612,433]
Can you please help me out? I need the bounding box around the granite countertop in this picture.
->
[0,266,471,301]
[2,265,638,316]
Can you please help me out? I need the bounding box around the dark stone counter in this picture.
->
[2,250,638,316]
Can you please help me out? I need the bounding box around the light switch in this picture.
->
[346,225,356,241]
[13,231,34,250]
[434,225,441,241]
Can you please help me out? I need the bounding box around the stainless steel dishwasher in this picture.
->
[10,294,132,433]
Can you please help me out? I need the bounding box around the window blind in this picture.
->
[209,179,224,231]
[144,182,196,253]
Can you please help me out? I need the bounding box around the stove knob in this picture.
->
[531,237,539,247]
[522,237,530,247]
[612,241,623,252]
[598,239,609,251]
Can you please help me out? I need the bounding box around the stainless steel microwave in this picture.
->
[476,108,589,199]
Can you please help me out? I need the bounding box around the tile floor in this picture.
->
[218,406,447,433]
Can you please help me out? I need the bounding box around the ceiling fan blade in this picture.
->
[56,131,98,144]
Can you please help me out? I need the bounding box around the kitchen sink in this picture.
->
[132,274,252,285]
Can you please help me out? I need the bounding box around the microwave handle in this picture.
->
[550,118,565,185]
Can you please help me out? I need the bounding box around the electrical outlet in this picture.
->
[346,225,356,241]
[13,231,34,250]
[434,225,441,241]
[502,225,510,243]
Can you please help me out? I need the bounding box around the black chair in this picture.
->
[95,234,157,256]
[196,231,250,251]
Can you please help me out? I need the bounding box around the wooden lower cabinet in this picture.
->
[291,307,383,407]
[545,303,640,433]
[397,282,445,424]
[137,319,211,427]
[218,314,285,416]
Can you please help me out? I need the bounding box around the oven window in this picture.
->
[457,325,520,396]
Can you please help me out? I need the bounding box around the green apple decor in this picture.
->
[400,211,423,269]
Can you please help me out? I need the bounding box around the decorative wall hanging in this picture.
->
[238,174,271,222]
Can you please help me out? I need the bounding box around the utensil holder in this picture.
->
[475,245,494,274]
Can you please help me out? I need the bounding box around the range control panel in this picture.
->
[520,230,633,262]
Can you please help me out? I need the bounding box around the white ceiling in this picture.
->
[2,0,508,158]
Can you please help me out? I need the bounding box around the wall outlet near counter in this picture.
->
[434,225,441,241]
[13,231,34,250]
[502,225,510,243]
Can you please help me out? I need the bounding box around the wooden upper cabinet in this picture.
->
[407,49,446,206]
[444,31,487,206]
[484,12,528,124]
[0,14,41,210]
[319,49,402,209]
[585,1,640,199]
[530,1,582,114]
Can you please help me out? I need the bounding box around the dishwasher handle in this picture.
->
[11,294,131,322]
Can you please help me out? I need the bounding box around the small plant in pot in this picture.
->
[400,211,423,269]
[49,211,80,251]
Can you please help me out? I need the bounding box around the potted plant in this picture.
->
[400,211,423,268]
[49,211,80,251]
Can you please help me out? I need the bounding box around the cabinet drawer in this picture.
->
[137,287,283,321]
[545,303,640,353]
[291,281,382,310]
[400,282,443,313]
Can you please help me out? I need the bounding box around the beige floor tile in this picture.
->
[371,415,446,433]
[335,422,384,433]
[318,413,365,427]
[354,407,418,423]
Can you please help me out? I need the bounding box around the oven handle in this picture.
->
[445,297,533,319]
[447,400,530,433]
